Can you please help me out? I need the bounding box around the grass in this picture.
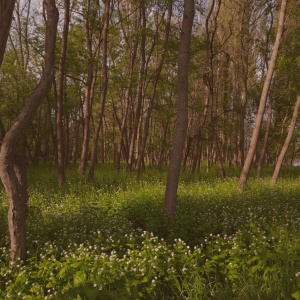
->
[1,163,300,299]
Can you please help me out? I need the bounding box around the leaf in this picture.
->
[58,267,66,278]
[289,254,300,261]
[141,276,149,283]
[72,262,80,268]
[84,286,99,300]
[292,291,300,299]
[74,270,86,287]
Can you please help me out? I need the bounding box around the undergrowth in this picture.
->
[0,164,300,299]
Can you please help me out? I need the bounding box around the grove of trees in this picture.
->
[1,0,300,261]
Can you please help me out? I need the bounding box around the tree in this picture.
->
[135,1,173,178]
[0,0,58,262]
[271,95,300,185]
[78,0,100,175]
[164,0,195,218]
[237,0,287,190]
[126,1,147,172]
[88,0,111,182]
[56,0,71,188]
[257,8,274,179]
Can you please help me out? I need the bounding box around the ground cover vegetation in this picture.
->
[1,165,300,299]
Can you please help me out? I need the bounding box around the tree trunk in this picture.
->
[114,42,138,172]
[135,1,172,178]
[157,121,169,171]
[164,0,195,218]
[257,96,272,178]
[271,96,300,185]
[88,0,110,182]
[237,0,287,190]
[56,0,70,188]
[0,0,58,262]
[127,3,147,171]
[191,86,209,174]
[0,0,16,66]
[79,0,98,175]
[256,11,274,179]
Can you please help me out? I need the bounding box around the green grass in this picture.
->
[1,164,300,299]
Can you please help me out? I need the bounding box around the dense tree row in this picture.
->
[0,0,300,260]
[1,0,299,178]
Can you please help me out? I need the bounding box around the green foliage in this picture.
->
[1,165,300,298]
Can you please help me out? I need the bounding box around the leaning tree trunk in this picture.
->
[0,0,58,262]
[164,0,195,218]
[257,11,274,179]
[271,96,300,185]
[237,0,287,190]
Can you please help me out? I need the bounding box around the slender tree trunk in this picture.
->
[72,109,80,165]
[79,0,97,175]
[127,3,146,171]
[204,0,225,178]
[238,0,287,190]
[88,0,110,182]
[157,121,169,170]
[191,87,209,174]
[56,0,70,188]
[271,96,300,185]
[257,96,272,178]
[256,11,274,179]
[114,44,138,172]
[65,112,70,167]
[0,0,58,262]
[164,0,195,218]
[135,1,172,178]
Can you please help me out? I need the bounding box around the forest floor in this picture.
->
[1,164,300,299]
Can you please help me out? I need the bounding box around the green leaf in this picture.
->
[58,267,67,278]
[292,291,300,299]
[74,270,86,287]
[289,254,300,261]
[72,262,80,268]
[84,286,99,300]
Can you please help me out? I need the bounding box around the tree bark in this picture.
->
[237,0,287,190]
[0,0,16,66]
[271,96,300,185]
[0,0,58,262]
[164,0,195,218]
[88,0,110,182]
